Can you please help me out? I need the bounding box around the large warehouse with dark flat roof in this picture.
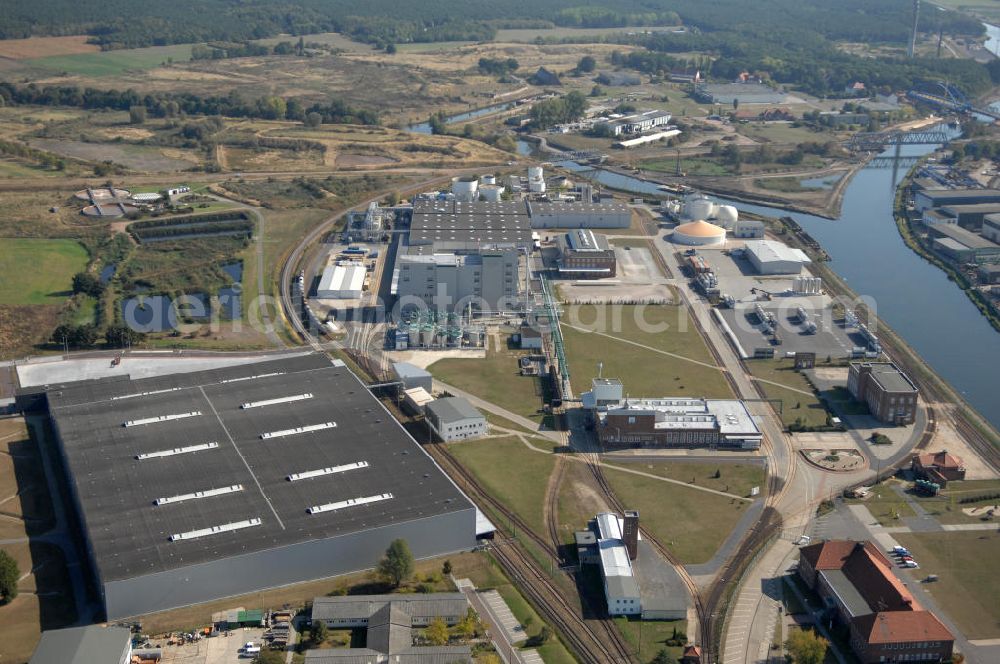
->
[43,354,478,620]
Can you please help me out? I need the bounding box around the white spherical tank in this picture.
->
[480,174,497,185]
[480,185,504,202]
[715,204,739,227]
[451,176,479,202]
[528,166,544,181]
[684,195,716,221]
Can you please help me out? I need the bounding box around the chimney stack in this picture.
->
[623,510,639,561]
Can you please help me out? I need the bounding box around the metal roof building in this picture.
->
[744,239,812,275]
[425,397,486,442]
[29,625,132,664]
[317,263,367,299]
[42,354,478,620]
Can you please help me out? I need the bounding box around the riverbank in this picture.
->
[892,163,1000,336]
[777,217,1000,452]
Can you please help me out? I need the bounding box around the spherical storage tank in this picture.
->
[480,185,504,202]
[684,194,716,221]
[452,176,479,202]
[671,220,727,246]
[716,205,738,225]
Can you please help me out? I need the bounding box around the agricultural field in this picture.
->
[894,531,1000,639]
[0,35,100,59]
[24,43,194,77]
[560,304,732,399]
[0,239,88,305]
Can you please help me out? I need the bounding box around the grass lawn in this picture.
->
[642,156,732,177]
[556,460,608,547]
[494,578,577,663]
[602,465,752,564]
[429,336,545,422]
[908,479,1000,524]
[560,304,731,399]
[747,359,829,428]
[737,123,839,145]
[0,239,88,305]
[27,44,194,77]
[753,177,821,193]
[447,436,553,537]
[845,482,916,526]
[614,461,765,498]
[894,531,1000,639]
[612,616,686,663]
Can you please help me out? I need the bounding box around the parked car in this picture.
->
[903,561,920,569]
[794,535,811,545]
[892,546,909,554]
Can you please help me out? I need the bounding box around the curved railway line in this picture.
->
[426,441,635,663]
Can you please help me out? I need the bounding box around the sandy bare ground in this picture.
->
[927,403,999,480]
[388,348,485,369]
[0,35,99,60]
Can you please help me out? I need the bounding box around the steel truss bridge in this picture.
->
[846,129,951,152]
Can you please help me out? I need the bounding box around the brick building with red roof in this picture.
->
[912,450,966,486]
[797,540,954,663]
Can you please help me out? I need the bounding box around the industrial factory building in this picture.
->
[937,203,1000,231]
[847,361,918,425]
[425,397,486,442]
[598,110,672,136]
[316,263,366,299]
[556,229,617,278]
[30,625,132,664]
[309,594,472,663]
[929,224,1000,264]
[914,187,1000,213]
[41,354,479,619]
[581,379,762,449]
[527,200,632,229]
[590,512,641,615]
[392,362,434,392]
[984,213,1000,243]
[393,250,520,314]
[744,239,812,275]
[408,200,532,252]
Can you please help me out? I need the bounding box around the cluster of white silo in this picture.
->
[450,174,506,201]
[681,193,740,229]
[792,276,822,295]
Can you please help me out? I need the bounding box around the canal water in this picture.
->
[559,141,1000,430]
[406,101,517,134]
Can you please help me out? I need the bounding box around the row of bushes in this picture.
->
[958,492,1000,505]
[128,210,250,231]
[132,221,254,242]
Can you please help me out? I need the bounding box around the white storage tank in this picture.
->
[684,194,716,221]
[451,176,479,202]
[716,205,738,227]
[480,174,497,185]
[528,166,544,181]
[480,184,504,202]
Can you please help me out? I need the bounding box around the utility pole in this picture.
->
[908,0,921,58]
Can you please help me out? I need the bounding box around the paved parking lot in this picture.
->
[159,628,268,664]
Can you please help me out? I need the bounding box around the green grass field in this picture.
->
[602,465,753,564]
[894,531,1000,639]
[27,44,193,77]
[613,617,686,663]
[746,359,829,428]
[845,482,916,526]
[429,335,545,422]
[561,304,731,399]
[614,461,766,498]
[0,239,88,305]
[447,436,553,537]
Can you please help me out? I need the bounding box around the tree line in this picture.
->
[0,82,378,125]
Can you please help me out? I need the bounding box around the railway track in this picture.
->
[426,442,635,663]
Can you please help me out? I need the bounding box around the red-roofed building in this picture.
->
[912,450,966,486]
[680,644,702,664]
[797,540,954,663]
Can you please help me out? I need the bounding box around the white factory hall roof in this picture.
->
[595,513,634,579]
[604,398,761,437]
[744,239,811,265]
[318,263,366,294]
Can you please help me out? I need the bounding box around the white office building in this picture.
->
[425,397,487,442]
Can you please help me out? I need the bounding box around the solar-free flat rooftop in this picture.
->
[47,354,473,584]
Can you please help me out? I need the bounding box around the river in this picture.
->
[559,139,1000,431]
